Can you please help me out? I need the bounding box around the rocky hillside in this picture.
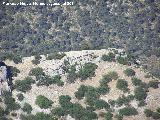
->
[0,49,160,120]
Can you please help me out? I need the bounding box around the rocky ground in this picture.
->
[1,49,160,120]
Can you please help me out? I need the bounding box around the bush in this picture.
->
[59,95,72,108]
[118,107,138,116]
[104,112,113,120]
[101,52,115,62]
[138,100,146,107]
[131,77,142,86]
[4,96,20,111]
[134,87,147,101]
[0,107,4,117]
[116,56,128,65]
[116,95,131,107]
[152,112,160,119]
[85,86,99,106]
[35,112,53,120]
[96,85,110,95]
[100,74,112,85]
[29,67,45,77]
[32,55,42,65]
[78,62,98,80]
[52,107,66,117]
[107,71,119,80]
[94,100,110,110]
[36,75,64,87]
[116,79,129,92]
[148,80,159,89]
[10,66,20,77]
[15,77,35,92]
[22,103,32,114]
[67,65,78,83]
[46,52,66,60]
[124,68,135,76]
[75,85,88,100]
[35,95,53,109]
[13,54,22,64]
[17,93,24,101]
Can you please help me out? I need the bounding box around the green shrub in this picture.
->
[52,107,66,117]
[101,52,115,62]
[138,100,146,107]
[116,96,130,107]
[59,95,72,108]
[4,96,20,111]
[148,80,159,89]
[157,108,160,114]
[94,100,110,110]
[11,112,17,117]
[10,66,20,77]
[118,107,138,116]
[0,107,4,117]
[35,95,53,109]
[152,112,160,119]
[13,54,22,64]
[124,68,135,76]
[67,65,78,83]
[31,55,42,65]
[131,77,142,86]
[85,86,99,106]
[15,77,35,92]
[134,87,147,101]
[29,67,45,77]
[116,79,129,92]
[107,71,119,80]
[22,103,32,114]
[96,85,110,95]
[100,74,112,85]
[36,75,64,87]
[78,62,98,80]
[46,52,66,60]
[32,59,40,65]
[35,112,53,120]
[116,56,128,65]
[104,112,113,120]
[75,85,88,100]
[17,93,24,101]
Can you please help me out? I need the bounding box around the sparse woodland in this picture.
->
[0,0,160,120]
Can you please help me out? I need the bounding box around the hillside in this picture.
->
[0,49,160,120]
[0,0,160,78]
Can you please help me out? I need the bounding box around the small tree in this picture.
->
[22,103,32,114]
[15,77,35,92]
[96,85,110,95]
[134,87,147,101]
[148,80,159,89]
[116,79,129,92]
[101,52,115,62]
[116,56,128,65]
[107,71,119,80]
[78,62,98,80]
[124,68,135,76]
[0,107,4,117]
[29,67,45,77]
[131,77,142,86]
[100,74,112,85]
[118,107,138,116]
[36,95,53,109]
[17,93,24,101]
[52,107,66,117]
[94,100,110,110]
[104,112,113,120]
[75,85,88,100]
